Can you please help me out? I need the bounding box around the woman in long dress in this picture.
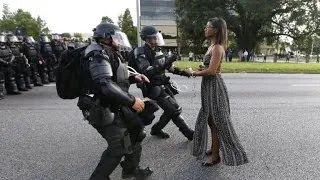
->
[186,17,248,166]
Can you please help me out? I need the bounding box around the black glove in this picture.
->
[172,66,191,77]
[166,55,177,65]
[139,100,160,126]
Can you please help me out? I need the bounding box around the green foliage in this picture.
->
[0,4,50,39]
[74,32,83,41]
[117,8,137,46]
[175,0,320,55]
[101,16,114,24]
[174,61,320,73]
[61,32,72,38]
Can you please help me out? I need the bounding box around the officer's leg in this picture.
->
[151,90,173,139]
[89,123,131,180]
[23,63,32,89]
[152,90,194,140]
[5,67,21,95]
[121,126,152,179]
[14,62,28,91]
[47,55,56,82]
[30,58,42,86]
[38,58,49,84]
[0,71,5,99]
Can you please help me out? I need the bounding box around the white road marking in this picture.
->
[291,84,320,87]
[43,84,56,87]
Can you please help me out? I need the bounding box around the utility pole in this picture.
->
[136,0,141,47]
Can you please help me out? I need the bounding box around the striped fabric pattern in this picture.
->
[192,48,248,166]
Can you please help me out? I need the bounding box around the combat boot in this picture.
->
[6,77,21,95]
[122,166,153,179]
[24,76,32,89]
[0,79,5,99]
[16,74,28,91]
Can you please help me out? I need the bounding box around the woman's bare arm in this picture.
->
[193,45,223,77]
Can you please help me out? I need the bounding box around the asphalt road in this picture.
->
[1,73,320,180]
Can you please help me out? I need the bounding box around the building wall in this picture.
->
[140,0,177,47]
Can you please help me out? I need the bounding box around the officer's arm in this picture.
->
[136,54,176,76]
[89,53,135,107]
[0,58,9,65]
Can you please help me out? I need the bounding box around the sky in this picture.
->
[0,0,137,34]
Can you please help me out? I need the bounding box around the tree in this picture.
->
[175,0,320,55]
[2,4,14,19]
[0,5,50,39]
[118,8,137,46]
[74,32,83,41]
[101,16,114,24]
[61,32,72,38]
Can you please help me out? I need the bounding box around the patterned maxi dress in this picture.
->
[192,46,249,166]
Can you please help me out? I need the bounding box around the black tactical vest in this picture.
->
[0,46,12,62]
[10,46,21,56]
[42,43,53,54]
[53,42,64,52]
[25,44,37,57]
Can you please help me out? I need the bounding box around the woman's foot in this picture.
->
[205,149,212,156]
[202,155,221,167]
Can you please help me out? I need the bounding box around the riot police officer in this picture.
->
[22,36,43,86]
[39,33,56,82]
[0,33,21,96]
[7,33,30,91]
[51,33,65,61]
[131,26,194,140]
[79,23,153,180]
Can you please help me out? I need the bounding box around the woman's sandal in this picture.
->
[202,156,221,167]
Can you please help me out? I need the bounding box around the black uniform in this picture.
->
[132,26,194,140]
[133,44,194,140]
[8,42,30,91]
[0,40,21,96]
[22,37,43,86]
[39,34,57,82]
[78,23,153,180]
[51,40,65,61]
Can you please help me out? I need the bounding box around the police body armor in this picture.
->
[0,46,12,62]
[42,43,53,54]
[24,43,43,86]
[25,44,38,58]
[9,45,28,91]
[0,45,21,94]
[53,41,64,52]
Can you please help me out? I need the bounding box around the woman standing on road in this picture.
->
[185,17,248,166]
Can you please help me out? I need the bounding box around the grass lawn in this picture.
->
[174,61,320,74]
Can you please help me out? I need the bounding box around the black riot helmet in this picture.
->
[52,33,61,41]
[24,36,36,44]
[92,23,131,49]
[140,26,158,41]
[140,26,165,46]
[93,23,120,39]
[6,33,19,46]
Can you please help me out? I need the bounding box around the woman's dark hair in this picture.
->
[208,17,227,49]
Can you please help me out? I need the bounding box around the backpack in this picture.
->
[55,46,87,99]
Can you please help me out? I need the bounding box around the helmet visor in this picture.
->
[155,32,165,46]
[27,36,35,43]
[111,31,132,49]
[42,36,50,42]
[0,35,6,42]
[52,34,61,40]
[8,36,19,42]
